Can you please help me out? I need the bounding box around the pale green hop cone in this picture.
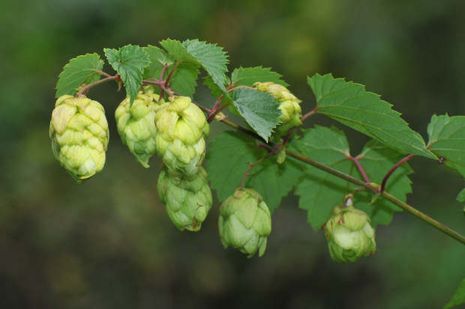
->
[157,167,212,231]
[155,96,209,176]
[324,204,376,263]
[49,95,109,180]
[218,188,272,257]
[254,82,302,136]
[115,87,164,167]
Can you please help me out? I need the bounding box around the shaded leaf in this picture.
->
[445,278,465,309]
[231,66,288,87]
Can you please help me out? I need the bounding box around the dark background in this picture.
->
[1,0,465,308]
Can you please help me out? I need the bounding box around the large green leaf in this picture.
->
[445,278,465,309]
[354,141,413,226]
[291,126,354,229]
[308,73,435,159]
[55,53,104,97]
[427,114,465,178]
[206,131,300,211]
[231,66,288,87]
[231,88,281,142]
[104,45,150,102]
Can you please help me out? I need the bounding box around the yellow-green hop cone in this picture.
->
[115,87,163,167]
[254,82,302,136]
[155,96,209,176]
[218,188,272,257]
[157,167,212,231]
[324,205,376,263]
[49,95,109,180]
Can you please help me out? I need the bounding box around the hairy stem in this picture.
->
[380,154,415,192]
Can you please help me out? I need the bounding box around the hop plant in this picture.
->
[155,96,209,176]
[324,201,376,263]
[218,188,272,257]
[49,95,109,180]
[115,87,163,167]
[157,167,212,231]
[254,82,302,136]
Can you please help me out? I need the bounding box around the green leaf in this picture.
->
[169,62,200,97]
[160,39,196,63]
[231,88,281,142]
[206,131,300,211]
[427,114,465,178]
[308,73,435,159]
[104,45,150,102]
[231,66,288,87]
[456,188,465,203]
[55,53,104,97]
[445,278,465,309]
[206,131,260,202]
[143,45,171,79]
[183,39,229,91]
[354,141,413,226]
[291,126,354,229]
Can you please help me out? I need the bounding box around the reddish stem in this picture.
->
[301,107,317,122]
[380,154,415,192]
[207,96,227,122]
[349,155,370,184]
[77,75,119,96]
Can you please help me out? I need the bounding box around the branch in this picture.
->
[77,75,119,96]
[207,112,465,246]
[380,154,415,192]
[301,107,317,122]
[349,155,371,183]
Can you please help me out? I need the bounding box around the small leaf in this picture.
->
[104,45,150,102]
[55,53,104,97]
[231,66,288,87]
[354,141,413,226]
[291,126,354,229]
[183,39,229,91]
[206,130,301,211]
[427,114,465,178]
[456,188,465,203]
[231,88,281,142]
[445,278,465,309]
[143,45,171,79]
[308,73,435,159]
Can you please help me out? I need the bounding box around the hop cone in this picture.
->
[157,167,212,231]
[155,96,209,176]
[218,188,272,257]
[254,82,302,136]
[324,205,376,263]
[49,95,109,180]
[115,87,163,167]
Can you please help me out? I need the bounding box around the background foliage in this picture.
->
[1,0,465,308]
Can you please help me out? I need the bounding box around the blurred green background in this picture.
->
[1,0,465,308]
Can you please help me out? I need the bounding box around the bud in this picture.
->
[155,96,209,176]
[115,87,163,167]
[218,188,272,257]
[49,95,109,180]
[157,167,212,231]
[254,82,302,136]
[324,204,376,263]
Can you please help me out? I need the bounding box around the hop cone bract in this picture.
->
[49,95,109,180]
[115,87,162,167]
[157,167,212,231]
[218,188,272,257]
[155,96,209,176]
[254,82,302,136]
[324,205,376,263]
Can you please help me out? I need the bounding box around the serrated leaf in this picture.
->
[248,158,302,212]
[143,45,171,79]
[55,53,104,97]
[206,131,300,211]
[445,278,465,309]
[183,39,229,91]
[291,126,354,229]
[104,45,150,102]
[456,188,465,203]
[160,39,197,63]
[308,73,435,159]
[231,66,288,87]
[206,131,261,202]
[231,88,281,141]
[169,62,200,96]
[354,141,413,226]
[427,114,465,178]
